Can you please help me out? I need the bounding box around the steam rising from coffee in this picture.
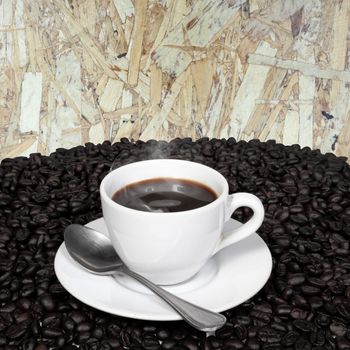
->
[111,146,175,212]
[111,148,217,212]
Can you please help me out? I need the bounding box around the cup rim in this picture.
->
[100,159,229,216]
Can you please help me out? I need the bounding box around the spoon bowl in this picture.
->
[64,224,122,274]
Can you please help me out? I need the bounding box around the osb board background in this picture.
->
[1,0,350,160]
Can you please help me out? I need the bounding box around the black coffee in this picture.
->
[112,177,217,213]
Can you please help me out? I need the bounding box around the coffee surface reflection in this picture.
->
[112,177,217,213]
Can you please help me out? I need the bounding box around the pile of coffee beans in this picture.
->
[0,137,349,350]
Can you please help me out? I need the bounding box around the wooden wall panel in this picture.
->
[1,0,349,160]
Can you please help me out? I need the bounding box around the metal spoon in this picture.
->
[64,224,226,332]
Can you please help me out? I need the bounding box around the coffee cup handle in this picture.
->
[212,193,265,255]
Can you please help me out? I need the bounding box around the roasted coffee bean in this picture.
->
[130,328,142,345]
[293,320,314,333]
[287,273,305,286]
[19,284,35,298]
[287,261,300,272]
[310,330,326,346]
[289,204,303,214]
[161,339,177,349]
[33,214,49,226]
[0,192,12,206]
[75,331,90,344]
[22,338,36,350]
[62,317,75,332]
[216,323,234,339]
[320,269,333,281]
[329,321,346,336]
[275,304,291,316]
[290,214,308,224]
[309,296,323,309]
[328,280,345,294]
[258,328,282,343]
[233,324,247,340]
[156,328,171,340]
[31,192,49,204]
[18,191,30,203]
[106,323,120,337]
[339,274,350,286]
[77,321,93,332]
[172,328,188,340]
[207,336,223,348]
[223,339,244,349]
[247,326,258,338]
[337,337,350,350]
[270,321,287,333]
[0,302,15,312]
[236,314,251,326]
[16,229,30,242]
[119,329,131,348]
[48,283,65,295]
[98,342,112,350]
[181,338,199,350]
[275,263,286,277]
[91,326,104,339]
[315,313,331,328]
[42,327,63,338]
[39,294,56,311]
[69,310,86,323]
[5,321,28,339]
[250,310,270,323]
[246,338,260,350]
[252,304,271,314]
[0,288,11,301]
[300,285,321,295]
[336,303,350,318]
[34,345,49,350]
[23,263,38,276]
[0,318,10,332]
[169,346,189,350]
[142,338,160,350]
[56,336,66,347]
[281,286,293,300]
[0,337,7,346]
[14,311,32,323]
[295,338,312,350]
[307,277,326,288]
[290,308,308,320]
[293,294,308,308]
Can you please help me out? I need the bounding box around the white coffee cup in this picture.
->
[100,159,265,285]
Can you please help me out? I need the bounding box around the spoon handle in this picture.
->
[122,267,226,332]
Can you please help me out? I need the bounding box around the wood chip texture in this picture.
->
[1,0,350,160]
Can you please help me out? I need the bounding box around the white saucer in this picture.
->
[54,218,272,321]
